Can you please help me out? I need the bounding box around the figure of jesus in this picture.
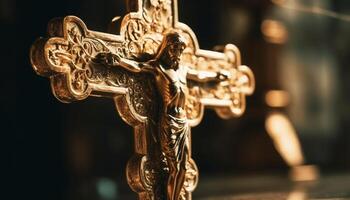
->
[97,32,229,200]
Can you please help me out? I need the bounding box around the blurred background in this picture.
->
[3,0,350,199]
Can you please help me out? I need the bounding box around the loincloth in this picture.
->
[160,114,189,163]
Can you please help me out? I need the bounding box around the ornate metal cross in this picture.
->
[30,0,255,199]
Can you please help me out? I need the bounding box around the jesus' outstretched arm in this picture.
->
[94,52,153,73]
[186,68,231,83]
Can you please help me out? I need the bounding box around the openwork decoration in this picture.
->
[30,0,255,199]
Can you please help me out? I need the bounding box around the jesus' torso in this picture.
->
[153,63,188,119]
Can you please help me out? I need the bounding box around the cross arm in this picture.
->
[30,16,157,122]
[183,44,255,126]
[30,16,126,101]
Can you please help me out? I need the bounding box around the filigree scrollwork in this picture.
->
[31,15,157,118]
[185,86,204,126]
[121,0,173,58]
[127,155,158,200]
[31,16,113,101]
[143,0,173,32]
[140,156,156,192]
[183,159,199,192]
[49,21,112,93]
[177,159,198,200]
[127,156,198,200]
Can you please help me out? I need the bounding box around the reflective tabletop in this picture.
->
[194,173,350,200]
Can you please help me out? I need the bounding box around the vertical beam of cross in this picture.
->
[30,0,254,199]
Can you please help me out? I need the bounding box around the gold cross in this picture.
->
[30,0,255,199]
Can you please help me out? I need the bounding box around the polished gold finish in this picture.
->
[30,1,255,199]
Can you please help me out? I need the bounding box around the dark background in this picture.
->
[3,0,350,200]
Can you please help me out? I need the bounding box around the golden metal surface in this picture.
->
[30,1,255,199]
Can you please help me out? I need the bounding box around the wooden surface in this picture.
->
[192,173,350,200]
[119,173,350,199]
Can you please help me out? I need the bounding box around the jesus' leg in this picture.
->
[167,161,178,200]
[172,152,188,200]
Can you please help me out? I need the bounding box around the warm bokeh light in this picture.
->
[289,165,320,182]
[265,112,304,166]
[265,90,290,107]
[261,19,288,44]
[287,190,307,200]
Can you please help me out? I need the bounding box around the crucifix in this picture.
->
[30,0,255,199]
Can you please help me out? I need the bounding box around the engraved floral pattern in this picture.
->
[121,0,173,58]
[45,18,156,117]
[47,21,110,95]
